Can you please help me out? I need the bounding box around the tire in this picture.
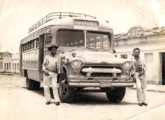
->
[58,73,75,102]
[106,87,126,103]
[26,76,40,90]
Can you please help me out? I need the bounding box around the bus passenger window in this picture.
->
[23,45,25,51]
[36,38,39,48]
[44,34,52,46]
[27,42,30,50]
[29,41,32,49]
[32,40,34,49]
[25,43,27,51]
[21,45,23,51]
[34,40,36,48]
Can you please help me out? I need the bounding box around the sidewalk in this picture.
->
[0,72,14,75]
[132,84,165,93]
[147,84,165,93]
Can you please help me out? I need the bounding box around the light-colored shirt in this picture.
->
[42,54,58,73]
[131,58,146,78]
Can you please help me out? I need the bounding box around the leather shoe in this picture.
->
[55,102,60,106]
[138,103,143,106]
[142,102,148,106]
[46,101,51,105]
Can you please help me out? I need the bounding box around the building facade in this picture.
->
[11,53,20,73]
[0,52,20,73]
[0,52,12,72]
[114,26,165,85]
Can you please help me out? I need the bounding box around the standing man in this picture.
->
[132,48,148,106]
[42,45,60,105]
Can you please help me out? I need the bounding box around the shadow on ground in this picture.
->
[21,87,138,106]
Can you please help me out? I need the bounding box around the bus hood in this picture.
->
[64,50,131,64]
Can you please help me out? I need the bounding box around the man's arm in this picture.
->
[42,56,49,75]
[130,61,136,81]
[139,62,146,76]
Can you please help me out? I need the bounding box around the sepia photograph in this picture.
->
[0,0,165,120]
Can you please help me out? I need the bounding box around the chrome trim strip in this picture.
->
[82,67,122,73]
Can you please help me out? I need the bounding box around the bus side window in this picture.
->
[32,40,34,49]
[27,42,30,50]
[21,45,23,51]
[23,44,25,51]
[29,41,32,49]
[36,38,39,48]
[25,43,27,51]
[26,43,28,50]
[44,33,52,46]
[34,40,36,49]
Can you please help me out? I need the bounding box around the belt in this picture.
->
[47,68,57,73]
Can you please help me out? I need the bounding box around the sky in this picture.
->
[0,0,165,53]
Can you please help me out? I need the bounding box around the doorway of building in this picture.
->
[162,53,165,85]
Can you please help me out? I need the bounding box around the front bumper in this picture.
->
[68,76,134,87]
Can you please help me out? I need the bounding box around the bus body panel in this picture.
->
[27,70,41,81]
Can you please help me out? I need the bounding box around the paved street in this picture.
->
[0,74,165,120]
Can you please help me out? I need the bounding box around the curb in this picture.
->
[130,86,165,93]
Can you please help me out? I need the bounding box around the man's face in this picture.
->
[51,47,57,55]
[133,50,140,58]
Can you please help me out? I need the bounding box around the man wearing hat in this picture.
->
[42,44,60,105]
[131,48,148,106]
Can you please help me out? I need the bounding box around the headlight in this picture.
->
[71,60,82,69]
[123,62,132,71]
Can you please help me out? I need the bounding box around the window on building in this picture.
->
[0,62,2,69]
[13,63,14,70]
[9,63,11,70]
[4,63,6,70]
[7,63,8,70]
[15,63,16,70]
[1,62,3,69]
[145,53,153,63]
[17,63,19,70]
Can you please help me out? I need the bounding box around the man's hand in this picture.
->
[138,71,145,77]
[43,70,49,76]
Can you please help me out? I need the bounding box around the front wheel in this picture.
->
[106,87,126,103]
[58,73,75,102]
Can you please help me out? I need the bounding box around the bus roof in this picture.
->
[21,12,113,44]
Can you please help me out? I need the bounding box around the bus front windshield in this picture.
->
[86,31,111,50]
[56,29,111,50]
[56,29,84,47]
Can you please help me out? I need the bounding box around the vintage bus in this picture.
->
[20,12,134,103]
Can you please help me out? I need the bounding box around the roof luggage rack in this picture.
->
[29,12,96,33]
